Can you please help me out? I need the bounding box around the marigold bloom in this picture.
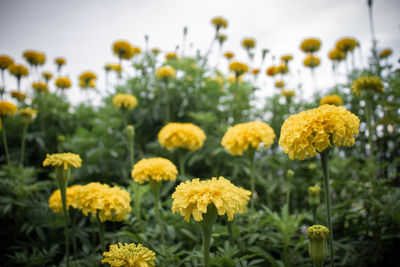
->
[211,16,228,30]
[49,185,83,214]
[172,176,251,222]
[379,48,392,59]
[266,66,277,76]
[223,51,234,60]
[0,101,17,116]
[158,122,206,152]
[279,105,360,160]
[43,153,82,170]
[79,79,96,88]
[328,48,346,61]
[275,80,285,88]
[55,77,72,89]
[217,34,227,44]
[242,38,256,50]
[0,55,14,70]
[252,68,260,75]
[303,54,321,68]
[281,89,295,98]
[156,65,176,79]
[221,121,275,156]
[19,107,38,120]
[165,52,178,61]
[113,40,134,60]
[351,76,383,96]
[131,157,178,184]
[281,54,293,63]
[110,64,122,73]
[8,64,29,78]
[32,81,49,93]
[131,46,142,56]
[335,37,358,53]
[320,94,342,106]
[300,38,321,53]
[112,93,138,110]
[78,182,132,222]
[11,91,26,101]
[151,48,160,55]
[55,57,66,66]
[23,50,46,66]
[79,71,97,83]
[229,61,248,76]
[277,63,289,74]
[42,71,53,81]
[102,243,156,267]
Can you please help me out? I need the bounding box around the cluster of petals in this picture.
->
[131,157,178,184]
[158,122,206,152]
[102,243,156,267]
[112,93,138,110]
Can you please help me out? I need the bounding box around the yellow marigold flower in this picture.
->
[32,81,49,93]
[229,61,248,76]
[55,57,66,66]
[172,176,251,222]
[78,182,132,222]
[0,101,17,116]
[275,80,285,88]
[217,34,227,44]
[111,64,122,73]
[151,48,161,55]
[0,55,14,70]
[8,64,29,78]
[131,46,142,56]
[11,91,26,101]
[211,16,228,30]
[335,37,358,53]
[351,76,384,96]
[266,66,277,76]
[320,94,342,106]
[328,48,346,61]
[113,40,134,60]
[281,89,295,98]
[19,107,38,120]
[156,65,176,79]
[224,51,234,60]
[252,68,260,75]
[221,121,276,156]
[281,54,293,63]
[55,77,72,89]
[242,38,256,50]
[277,63,289,74]
[42,71,53,81]
[308,225,329,240]
[112,93,138,110]
[79,71,97,83]
[43,153,82,170]
[131,157,178,184]
[165,52,178,61]
[79,79,96,88]
[158,122,206,152]
[279,105,360,160]
[300,38,321,53]
[23,50,46,66]
[102,243,156,267]
[48,185,83,214]
[379,48,392,59]
[303,54,320,68]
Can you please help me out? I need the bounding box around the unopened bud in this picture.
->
[308,185,321,207]
[307,225,329,267]
[126,125,135,137]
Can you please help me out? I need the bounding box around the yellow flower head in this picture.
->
[307,225,329,240]
[78,182,132,222]
[300,38,321,53]
[266,66,278,77]
[79,79,96,89]
[102,243,156,267]
[224,51,234,60]
[32,81,49,93]
[277,63,289,74]
[242,38,256,50]
[335,37,358,53]
[110,64,122,73]
[328,48,346,61]
[379,48,392,59]
[19,107,38,120]
[252,68,260,75]
[303,54,321,68]
[281,54,293,63]
[0,55,14,70]
[172,176,251,222]
[221,121,276,156]
[55,57,66,66]
[131,157,178,184]
[55,77,72,89]
[43,153,82,170]
[8,64,29,78]
[281,89,295,98]
[158,122,206,152]
[308,185,321,196]
[48,185,83,214]
[229,61,248,76]
[23,50,46,66]
[217,34,228,44]
[165,52,178,61]
[320,94,342,106]
[113,40,134,60]
[112,93,138,110]
[351,76,384,96]
[11,91,26,101]
[275,80,285,88]
[156,65,176,79]
[211,16,228,30]
[0,101,17,116]
[42,71,53,81]
[151,48,161,55]
[131,46,142,56]
[279,105,360,160]
[79,71,97,83]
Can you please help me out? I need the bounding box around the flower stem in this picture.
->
[20,123,29,167]
[248,148,256,210]
[1,117,11,166]
[312,206,318,225]
[97,214,105,252]
[178,149,185,177]
[150,180,165,245]
[165,80,170,123]
[320,150,334,267]
[199,205,218,267]
[365,97,375,184]
[56,168,70,267]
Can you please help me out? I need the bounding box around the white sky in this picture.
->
[0,0,399,105]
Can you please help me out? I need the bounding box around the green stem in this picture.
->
[365,97,375,184]
[320,150,334,267]
[71,210,77,259]
[312,206,318,225]
[150,180,165,245]
[97,214,105,252]
[56,168,70,267]
[128,133,135,167]
[20,123,29,167]
[2,117,11,166]
[248,148,256,210]
[164,80,170,123]
[199,205,218,267]
[286,180,291,212]
[178,149,185,177]
[227,220,234,244]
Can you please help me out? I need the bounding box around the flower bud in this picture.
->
[126,125,135,138]
[286,169,294,181]
[57,135,65,143]
[308,185,321,207]
[307,225,329,267]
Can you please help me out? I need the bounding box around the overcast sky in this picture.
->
[1,0,399,105]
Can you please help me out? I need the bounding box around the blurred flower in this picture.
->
[221,121,276,156]
[79,71,97,87]
[281,54,293,63]
[151,48,161,55]
[156,65,176,79]
[379,48,392,59]
[8,64,29,78]
[43,153,82,170]
[113,40,134,60]
[242,38,256,50]
[55,77,72,89]
[23,50,46,66]
[211,16,228,31]
[158,122,206,152]
[32,81,49,93]
[79,79,96,89]
[308,185,321,207]
[0,55,14,70]
[11,91,26,101]
[112,93,138,110]
[0,101,17,116]
[223,51,234,60]
[303,54,321,68]
[166,52,178,61]
[266,66,278,76]
[351,76,383,96]
[281,89,295,98]
[42,71,53,81]
[131,157,178,184]
[277,63,289,74]
[48,185,83,214]
[19,107,38,122]
[131,46,142,56]
[328,48,346,62]
[102,243,156,267]
[275,80,285,88]
[279,105,360,160]
[335,37,358,53]
[320,95,342,106]
[55,57,66,66]
[300,38,321,53]
[217,34,227,45]
[252,68,260,75]
[229,61,248,76]
[172,176,251,222]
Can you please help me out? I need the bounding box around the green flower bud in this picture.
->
[286,169,294,180]
[307,225,329,267]
[126,125,135,138]
[57,135,65,143]
[308,185,321,207]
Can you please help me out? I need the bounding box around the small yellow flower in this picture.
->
[320,94,342,106]
[55,77,72,89]
[0,101,18,116]
[113,40,134,60]
[156,65,176,79]
[277,63,289,74]
[8,64,29,78]
[19,107,38,121]
[131,46,142,56]
[281,89,295,98]
[158,122,206,152]
[42,71,53,81]
[10,91,26,101]
[328,48,346,61]
[102,243,156,267]
[32,82,49,93]
[229,61,248,76]
[151,48,161,55]
[266,66,277,76]
[242,38,256,50]
[379,48,392,59]
[43,153,82,170]
[223,51,234,60]
[303,54,321,68]
[48,185,83,214]
[79,71,97,85]
[0,55,14,70]
[335,37,358,53]
[275,80,285,88]
[300,38,321,53]
[131,157,178,184]
[351,76,384,96]
[55,57,66,66]
[165,52,178,61]
[211,16,228,30]
[23,50,46,66]
[79,79,96,89]
[252,68,260,75]
[112,93,138,110]
[217,34,228,44]
[281,54,293,63]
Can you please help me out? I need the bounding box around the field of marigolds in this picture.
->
[0,5,400,267]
